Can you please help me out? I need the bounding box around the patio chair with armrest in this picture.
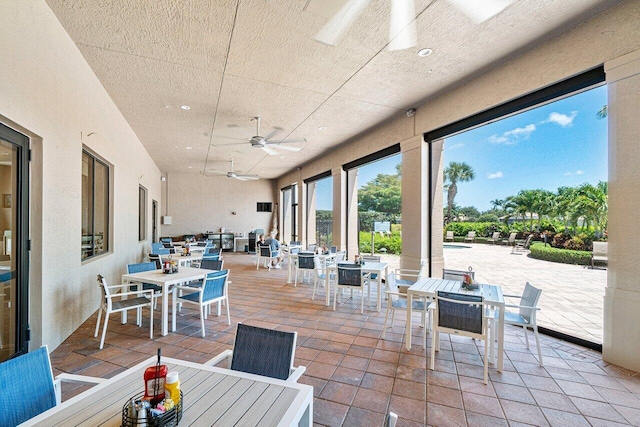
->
[488,231,501,244]
[0,346,105,426]
[382,273,430,348]
[499,282,544,366]
[257,245,279,270]
[334,263,367,314]
[294,252,316,286]
[172,270,230,337]
[95,274,154,349]
[512,234,533,254]
[395,260,428,288]
[445,230,454,242]
[502,232,517,246]
[464,231,476,243]
[431,291,490,384]
[127,262,163,309]
[151,242,164,253]
[206,323,306,383]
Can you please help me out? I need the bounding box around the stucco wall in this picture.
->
[0,1,162,350]
[160,172,276,238]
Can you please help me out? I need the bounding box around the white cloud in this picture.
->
[487,171,503,179]
[547,111,578,127]
[576,169,585,175]
[564,170,585,176]
[488,124,535,145]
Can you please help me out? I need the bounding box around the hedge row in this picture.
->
[528,242,593,265]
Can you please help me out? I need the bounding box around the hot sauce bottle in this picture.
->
[144,349,168,406]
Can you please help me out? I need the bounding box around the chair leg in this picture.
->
[360,290,364,314]
[533,325,543,366]
[149,304,154,339]
[100,312,109,349]
[94,307,103,338]
[312,277,317,300]
[382,307,392,339]
[430,332,437,370]
[522,325,530,348]
[200,306,206,337]
[225,298,231,325]
[390,308,396,328]
[333,286,338,311]
[483,331,489,385]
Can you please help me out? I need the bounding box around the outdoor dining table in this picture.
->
[171,252,203,267]
[405,277,506,371]
[19,356,313,426]
[121,267,216,336]
[284,250,331,284]
[326,261,389,311]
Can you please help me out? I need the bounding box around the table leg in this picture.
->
[287,256,294,284]
[497,305,504,372]
[162,284,169,336]
[325,272,331,307]
[377,266,388,312]
[406,292,413,350]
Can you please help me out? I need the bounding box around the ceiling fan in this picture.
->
[207,159,259,181]
[247,116,306,156]
[314,0,514,51]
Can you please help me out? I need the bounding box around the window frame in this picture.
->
[139,185,147,241]
[82,149,110,260]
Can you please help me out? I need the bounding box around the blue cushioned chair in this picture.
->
[334,263,366,313]
[127,262,162,309]
[172,270,230,336]
[382,272,430,348]
[206,323,306,383]
[0,346,104,426]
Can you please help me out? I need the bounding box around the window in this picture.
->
[257,202,272,212]
[139,186,147,241]
[82,150,109,260]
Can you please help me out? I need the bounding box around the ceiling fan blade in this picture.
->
[269,144,302,152]
[266,138,307,144]
[446,0,514,24]
[314,0,371,46]
[236,174,260,181]
[388,0,416,51]
[262,128,281,141]
[261,146,278,156]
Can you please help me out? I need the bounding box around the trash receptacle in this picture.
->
[244,245,249,253]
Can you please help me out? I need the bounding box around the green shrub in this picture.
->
[358,231,402,254]
[529,242,592,265]
[444,222,500,238]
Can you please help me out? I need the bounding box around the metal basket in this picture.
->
[122,391,183,427]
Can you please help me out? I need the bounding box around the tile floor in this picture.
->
[51,253,640,426]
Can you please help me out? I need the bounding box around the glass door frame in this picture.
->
[0,122,30,357]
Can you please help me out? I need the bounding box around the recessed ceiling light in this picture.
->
[185,146,192,150]
[180,105,191,110]
[164,105,171,109]
[417,48,433,57]
[318,126,326,130]
[280,156,286,159]
[188,166,193,169]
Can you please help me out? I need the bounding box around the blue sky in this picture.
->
[314,85,607,212]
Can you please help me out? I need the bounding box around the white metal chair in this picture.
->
[172,270,230,337]
[206,323,305,383]
[312,254,336,304]
[464,231,476,243]
[499,282,544,366]
[445,230,454,242]
[0,346,105,426]
[294,252,316,287]
[257,245,278,270]
[382,273,430,348]
[502,232,517,246]
[334,263,366,314]
[431,291,490,384]
[95,274,154,349]
[488,231,501,244]
[512,235,533,253]
[395,260,428,288]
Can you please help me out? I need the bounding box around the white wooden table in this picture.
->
[326,261,388,311]
[20,356,313,426]
[405,277,505,371]
[121,267,216,336]
[170,253,203,267]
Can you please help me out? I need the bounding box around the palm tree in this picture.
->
[596,105,608,119]
[490,199,504,211]
[443,162,475,224]
[573,182,608,236]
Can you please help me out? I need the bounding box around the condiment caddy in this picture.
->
[122,349,182,426]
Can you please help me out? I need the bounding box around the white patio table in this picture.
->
[405,277,505,371]
[121,267,216,336]
[20,356,313,426]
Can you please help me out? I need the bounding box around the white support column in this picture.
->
[332,167,346,252]
[603,49,640,372]
[346,168,359,259]
[400,135,445,273]
[307,181,317,245]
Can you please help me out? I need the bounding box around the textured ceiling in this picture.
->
[46,0,620,179]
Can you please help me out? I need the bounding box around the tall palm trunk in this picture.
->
[446,182,457,223]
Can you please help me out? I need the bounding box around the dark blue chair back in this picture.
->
[200,259,223,270]
[436,291,483,334]
[230,323,296,381]
[0,347,57,426]
[337,263,362,287]
[297,253,315,269]
[202,253,220,261]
